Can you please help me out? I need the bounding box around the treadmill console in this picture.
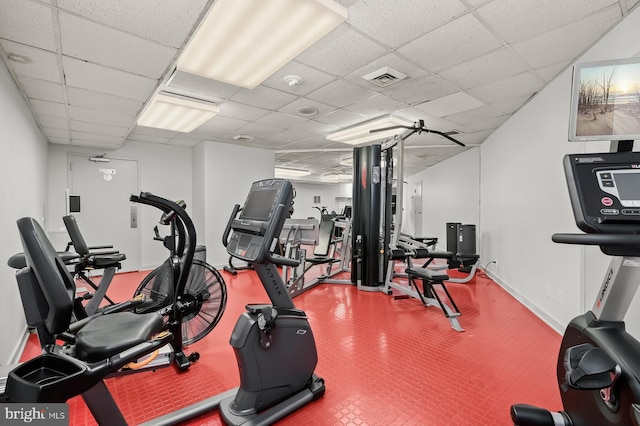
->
[564,152,640,234]
[226,179,294,263]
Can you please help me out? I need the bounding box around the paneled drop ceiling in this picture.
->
[1,0,639,182]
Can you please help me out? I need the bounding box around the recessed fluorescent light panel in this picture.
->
[137,93,219,132]
[275,167,311,179]
[327,115,413,145]
[323,173,353,183]
[177,0,348,89]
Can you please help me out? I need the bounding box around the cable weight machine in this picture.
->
[351,119,465,289]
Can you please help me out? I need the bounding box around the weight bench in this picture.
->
[405,267,463,332]
[63,215,127,317]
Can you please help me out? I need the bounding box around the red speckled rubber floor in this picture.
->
[20,267,562,425]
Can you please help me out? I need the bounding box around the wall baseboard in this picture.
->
[484,269,565,335]
[7,328,29,365]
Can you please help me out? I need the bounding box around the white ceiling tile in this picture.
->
[230,86,298,111]
[70,120,128,137]
[262,61,336,96]
[68,105,134,128]
[463,115,509,132]
[57,0,209,48]
[200,115,250,131]
[37,115,68,130]
[59,12,177,79]
[167,137,202,147]
[477,0,619,43]
[307,79,378,108]
[17,75,64,102]
[467,72,542,104]
[421,116,467,134]
[455,129,493,144]
[439,48,529,90]
[416,92,485,117]
[393,107,436,123]
[217,100,270,121]
[628,0,640,9]
[0,0,57,51]
[278,98,337,117]
[534,62,570,83]
[48,137,71,145]
[293,120,339,135]
[490,95,533,114]
[71,131,123,144]
[237,122,284,138]
[445,105,504,126]
[188,126,237,140]
[314,109,369,127]
[30,99,66,117]
[273,129,315,142]
[42,127,70,138]
[66,87,144,115]
[0,40,63,82]
[347,0,467,48]
[384,74,458,105]
[344,93,408,118]
[130,126,179,138]
[343,52,428,90]
[296,25,388,77]
[513,6,621,69]
[70,139,121,149]
[62,56,157,101]
[255,112,307,129]
[398,14,502,72]
[167,71,240,100]
[126,133,172,144]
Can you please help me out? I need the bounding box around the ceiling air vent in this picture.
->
[233,134,255,141]
[362,66,407,87]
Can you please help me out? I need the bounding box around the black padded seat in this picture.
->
[8,252,80,270]
[75,311,163,362]
[90,253,126,269]
[426,250,453,260]
[405,268,449,282]
[389,249,407,260]
[306,256,338,265]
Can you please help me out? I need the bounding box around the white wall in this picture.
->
[290,182,341,220]
[47,141,193,270]
[479,7,640,332]
[406,148,480,251]
[195,141,274,267]
[0,59,48,364]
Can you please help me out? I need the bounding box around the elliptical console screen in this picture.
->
[227,179,294,263]
[565,152,640,234]
[240,188,280,221]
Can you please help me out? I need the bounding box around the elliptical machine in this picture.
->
[511,151,640,425]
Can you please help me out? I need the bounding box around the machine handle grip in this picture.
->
[222,204,241,247]
[261,204,300,267]
[552,233,640,246]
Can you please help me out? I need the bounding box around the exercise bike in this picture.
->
[511,151,640,426]
[129,193,227,369]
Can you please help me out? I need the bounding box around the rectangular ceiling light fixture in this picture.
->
[137,93,219,133]
[327,115,413,145]
[177,0,348,89]
[275,167,311,179]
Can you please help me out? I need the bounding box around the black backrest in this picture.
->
[314,220,335,257]
[63,215,89,255]
[17,217,75,335]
